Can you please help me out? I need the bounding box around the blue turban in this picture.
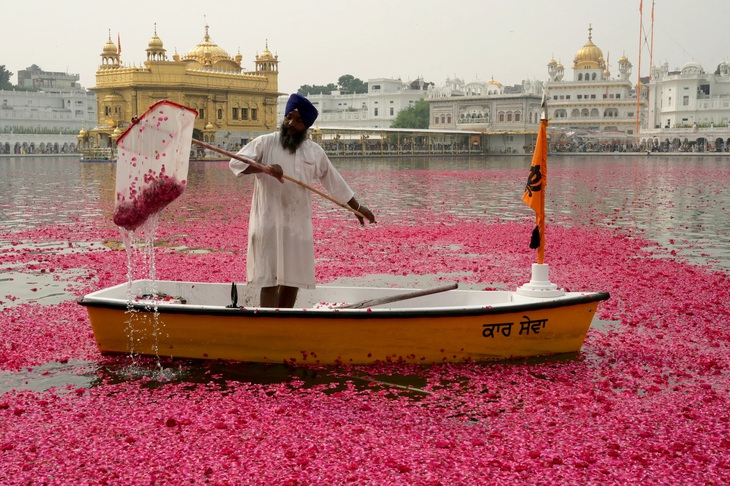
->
[285,94,318,128]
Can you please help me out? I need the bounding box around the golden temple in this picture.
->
[79,24,280,160]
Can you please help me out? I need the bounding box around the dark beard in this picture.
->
[280,125,306,153]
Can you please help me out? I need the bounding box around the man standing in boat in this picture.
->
[230,93,376,308]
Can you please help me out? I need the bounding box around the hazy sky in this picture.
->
[2,0,728,95]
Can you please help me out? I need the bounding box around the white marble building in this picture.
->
[640,60,730,151]
[278,78,430,129]
[544,25,642,142]
[0,66,97,154]
[425,76,544,154]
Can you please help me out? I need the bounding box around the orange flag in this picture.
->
[523,105,548,263]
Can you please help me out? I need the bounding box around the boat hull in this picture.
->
[78,281,609,365]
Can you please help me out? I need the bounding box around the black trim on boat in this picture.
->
[77,292,610,320]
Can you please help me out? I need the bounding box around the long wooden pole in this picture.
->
[338,283,459,309]
[192,139,365,219]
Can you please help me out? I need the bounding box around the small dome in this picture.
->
[487,78,503,88]
[573,25,605,70]
[256,40,276,61]
[102,36,118,55]
[680,61,704,75]
[148,33,163,50]
[548,58,558,67]
[205,122,215,130]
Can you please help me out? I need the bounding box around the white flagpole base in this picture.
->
[516,263,565,298]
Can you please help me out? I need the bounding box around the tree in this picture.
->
[0,65,13,90]
[298,83,338,95]
[390,100,430,129]
[337,74,367,94]
[297,74,367,95]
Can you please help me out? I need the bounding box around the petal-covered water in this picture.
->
[1,155,729,484]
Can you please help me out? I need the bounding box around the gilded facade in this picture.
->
[80,25,279,158]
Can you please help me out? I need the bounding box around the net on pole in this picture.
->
[113,100,197,231]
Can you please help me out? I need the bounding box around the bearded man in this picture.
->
[230,93,376,308]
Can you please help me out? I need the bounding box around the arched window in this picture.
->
[515,112,521,122]
[498,112,505,122]
[507,112,513,122]
[571,109,580,118]
[578,73,583,81]
[590,108,599,117]
[582,108,590,117]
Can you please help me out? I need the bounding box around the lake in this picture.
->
[1,153,729,484]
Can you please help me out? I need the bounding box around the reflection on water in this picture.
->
[0,356,435,398]
[4,155,730,268]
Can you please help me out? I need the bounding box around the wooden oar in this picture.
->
[191,139,366,219]
[338,283,458,309]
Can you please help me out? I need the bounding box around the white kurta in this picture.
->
[230,133,355,289]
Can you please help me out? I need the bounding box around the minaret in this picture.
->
[618,53,633,81]
[145,23,167,62]
[100,30,120,69]
[255,40,279,90]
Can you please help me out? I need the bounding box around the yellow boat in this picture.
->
[78,265,609,365]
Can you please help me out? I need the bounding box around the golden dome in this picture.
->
[102,35,118,55]
[256,40,276,61]
[487,78,503,88]
[184,24,231,64]
[148,33,164,50]
[548,58,558,67]
[573,25,605,70]
[205,121,215,130]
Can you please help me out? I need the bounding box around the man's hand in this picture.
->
[265,164,285,183]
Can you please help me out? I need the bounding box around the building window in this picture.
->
[217,109,223,120]
[507,113,513,122]
[374,108,379,116]
[578,95,583,99]
[232,108,239,120]
[590,94,596,99]
[515,112,521,122]
[241,108,248,120]
[566,95,570,100]
[498,112,504,122]
[251,108,257,120]
[199,108,205,119]
[447,116,451,124]
[683,96,689,106]
[390,107,394,116]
